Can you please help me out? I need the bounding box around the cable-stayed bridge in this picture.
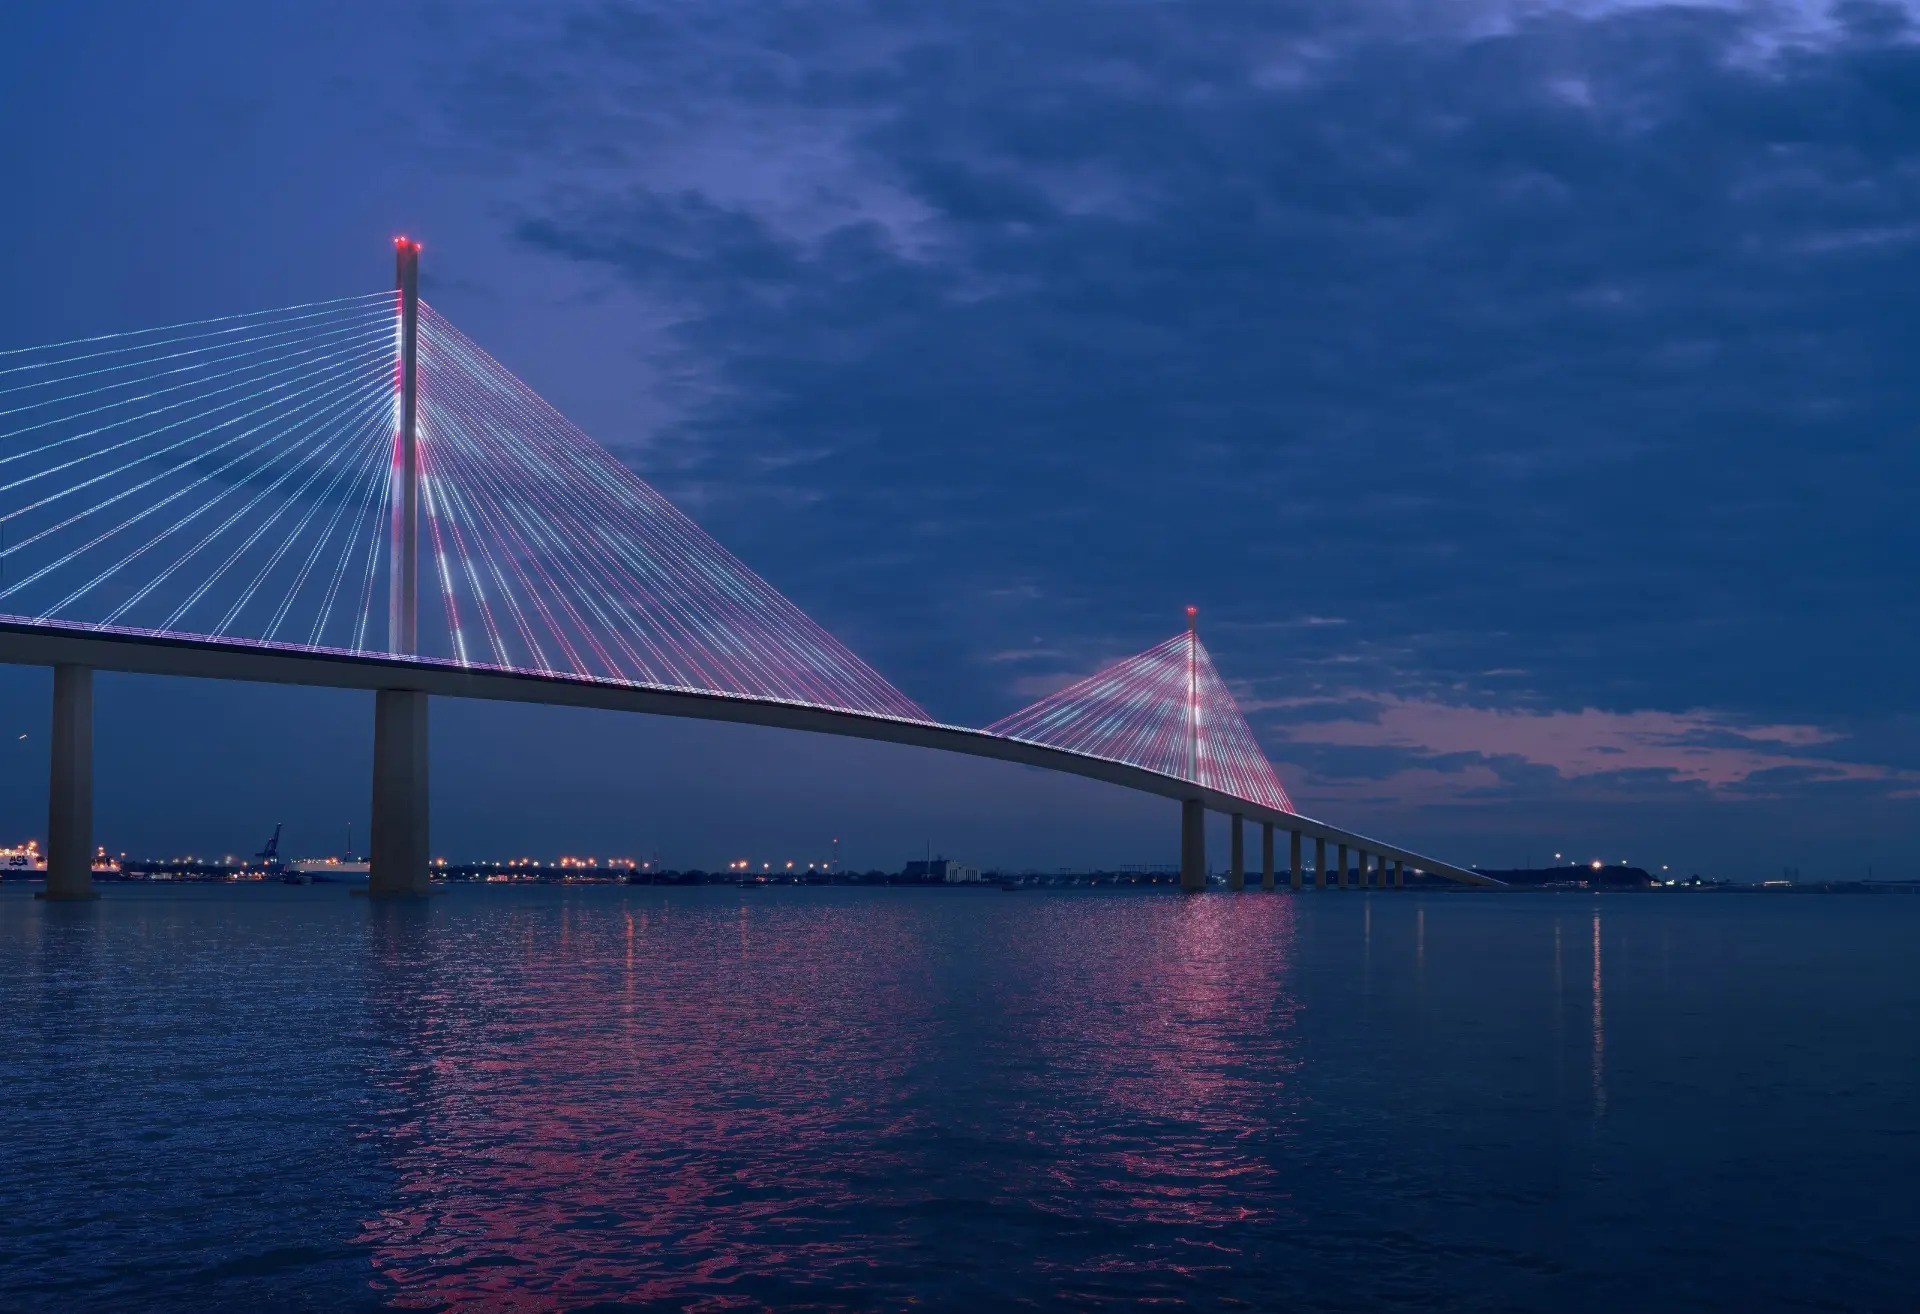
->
[1,241,1496,898]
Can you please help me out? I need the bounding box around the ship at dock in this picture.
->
[260,823,369,884]
[290,856,369,883]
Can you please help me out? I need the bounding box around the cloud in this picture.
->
[1268,693,1915,795]
[981,646,1067,664]
[439,0,1920,849]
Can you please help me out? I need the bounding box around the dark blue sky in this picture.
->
[0,1,1914,877]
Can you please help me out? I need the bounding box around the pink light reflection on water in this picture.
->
[350,891,1310,1309]
[355,895,944,1309]
[1006,895,1308,1236]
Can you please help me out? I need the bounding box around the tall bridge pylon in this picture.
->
[374,237,427,896]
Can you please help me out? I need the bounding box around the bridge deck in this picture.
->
[0,619,1500,887]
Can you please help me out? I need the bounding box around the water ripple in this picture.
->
[0,886,1914,1312]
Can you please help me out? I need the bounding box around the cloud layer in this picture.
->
[428,0,1920,862]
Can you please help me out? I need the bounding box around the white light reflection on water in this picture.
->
[1591,910,1607,1120]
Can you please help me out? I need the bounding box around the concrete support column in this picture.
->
[1261,822,1275,892]
[369,689,431,898]
[42,664,96,901]
[1228,814,1245,891]
[1337,843,1349,889]
[1394,860,1405,889]
[1179,798,1206,892]
[1360,851,1373,889]
[1290,830,1303,890]
[1314,837,1327,889]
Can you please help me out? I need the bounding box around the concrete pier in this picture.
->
[1337,843,1349,889]
[41,664,96,901]
[369,689,431,898]
[1394,859,1405,888]
[1179,798,1206,891]
[1229,814,1245,891]
[1261,821,1274,892]
[1315,837,1327,889]
[1290,830,1303,890]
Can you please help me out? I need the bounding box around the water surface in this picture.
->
[1,885,1913,1311]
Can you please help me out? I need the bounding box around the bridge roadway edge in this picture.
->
[0,621,1499,888]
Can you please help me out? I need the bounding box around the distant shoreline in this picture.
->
[6,872,1914,895]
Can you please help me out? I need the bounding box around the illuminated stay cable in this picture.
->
[348,458,394,655]
[430,312,900,698]
[445,400,745,686]
[987,629,1293,813]
[0,300,391,410]
[414,393,634,675]
[419,320,776,686]
[433,339,877,704]
[420,370,749,687]
[0,290,390,367]
[0,291,932,721]
[0,311,391,449]
[0,325,394,494]
[414,421,559,674]
[264,411,393,644]
[33,369,393,622]
[310,455,391,651]
[0,340,393,567]
[184,388,394,635]
[413,421,578,674]
[411,306,928,717]
[0,366,386,622]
